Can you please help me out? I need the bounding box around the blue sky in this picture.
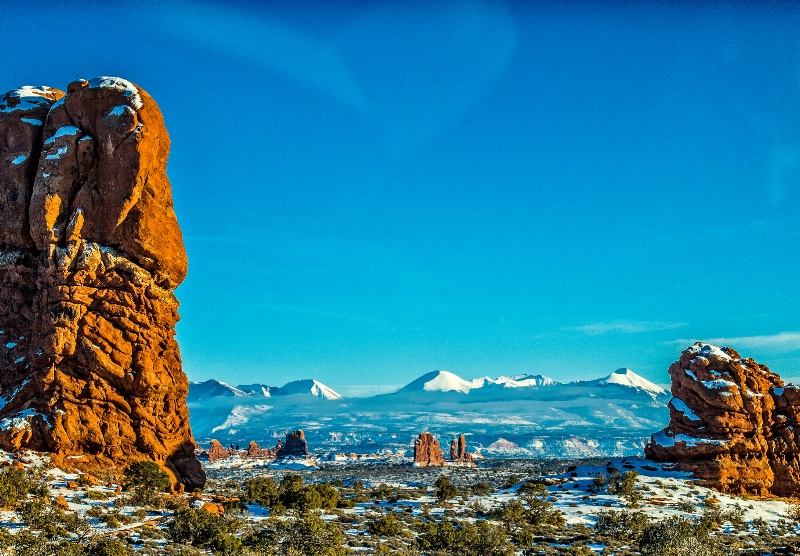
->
[3,1,800,395]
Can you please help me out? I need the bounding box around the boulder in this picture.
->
[646,342,800,496]
[413,432,444,466]
[0,77,203,490]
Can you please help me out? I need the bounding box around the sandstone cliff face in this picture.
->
[413,432,444,466]
[645,342,800,496]
[0,78,204,490]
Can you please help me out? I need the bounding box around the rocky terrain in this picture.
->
[646,342,800,497]
[0,78,203,489]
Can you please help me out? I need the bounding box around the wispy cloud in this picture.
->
[671,332,800,352]
[568,321,687,336]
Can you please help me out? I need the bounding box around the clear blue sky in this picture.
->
[4,1,800,395]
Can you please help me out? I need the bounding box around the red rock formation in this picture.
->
[0,78,203,490]
[206,440,231,463]
[646,342,800,496]
[449,434,475,464]
[276,430,308,458]
[247,441,275,459]
[413,432,444,466]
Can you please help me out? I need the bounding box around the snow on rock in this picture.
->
[647,342,800,496]
[87,77,143,109]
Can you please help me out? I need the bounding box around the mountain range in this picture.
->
[187,368,670,458]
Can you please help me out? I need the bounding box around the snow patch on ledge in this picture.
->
[88,77,143,109]
[686,343,732,361]
[670,397,701,421]
[651,430,728,448]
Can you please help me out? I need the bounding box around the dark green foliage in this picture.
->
[166,507,242,553]
[244,513,346,556]
[367,513,403,537]
[85,538,132,556]
[639,516,721,556]
[0,467,30,508]
[595,509,651,539]
[434,475,458,504]
[417,518,513,556]
[245,474,340,513]
[122,461,171,493]
[17,498,90,539]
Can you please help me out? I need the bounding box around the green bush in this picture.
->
[434,475,458,504]
[244,513,346,556]
[595,509,651,539]
[166,506,241,552]
[639,516,721,556]
[367,513,403,537]
[417,518,513,556]
[0,468,30,508]
[86,538,132,556]
[123,461,170,493]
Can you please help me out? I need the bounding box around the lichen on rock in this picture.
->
[0,77,204,490]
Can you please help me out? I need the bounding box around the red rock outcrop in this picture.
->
[413,432,444,466]
[0,78,204,490]
[275,430,308,458]
[449,434,475,465]
[247,441,275,459]
[206,440,231,463]
[645,342,800,496]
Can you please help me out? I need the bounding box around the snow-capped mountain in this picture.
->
[398,370,557,394]
[187,367,671,459]
[574,368,667,399]
[188,378,342,403]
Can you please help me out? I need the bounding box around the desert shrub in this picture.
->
[639,516,721,556]
[417,518,513,556]
[122,461,170,493]
[607,471,642,505]
[367,513,403,537]
[788,503,800,522]
[595,509,651,539]
[244,513,346,556]
[17,498,90,539]
[245,477,280,508]
[434,475,458,504]
[677,499,695,513]
[85,490,110,500]
[0,467,30,508]
[85,538,132,556]
[471,482,492,496]
[501,475,520,489]
[166,506,242,552]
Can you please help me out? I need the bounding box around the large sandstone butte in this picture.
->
[646,342,800,496]
[0,78,204,489]
[413,432,444,466]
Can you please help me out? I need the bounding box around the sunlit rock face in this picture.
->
[0,78,204,490]
[646,342,800,496]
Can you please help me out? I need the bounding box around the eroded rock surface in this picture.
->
[645,342,800,496]
[450,434,475,465]
[0,78,203,489]
[276,430,309,458]
[413,432,444,466]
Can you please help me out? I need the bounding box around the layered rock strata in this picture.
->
[413,432,444,466]
[0,78,204,489]
[645,342,800,496]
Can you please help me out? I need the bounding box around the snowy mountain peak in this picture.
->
[595,368,666,396]
[188,380,247,401]
[400,370,478,394]
[278,379,342,400]
[399,370,557,394]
